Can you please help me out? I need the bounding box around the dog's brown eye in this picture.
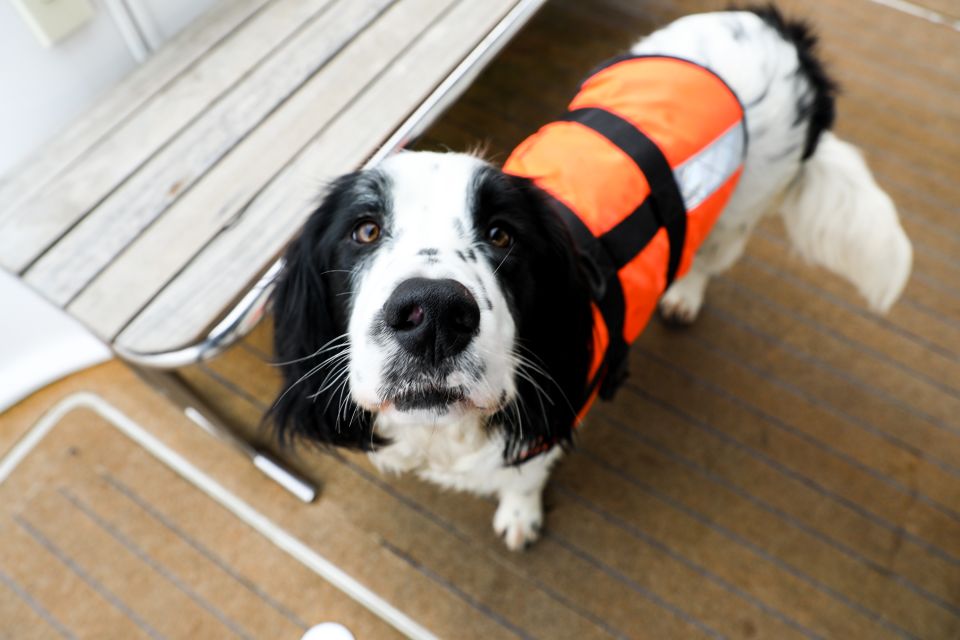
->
[487,225,513,248]
[352,220,381,244]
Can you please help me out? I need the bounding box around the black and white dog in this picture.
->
[268,8,911,550]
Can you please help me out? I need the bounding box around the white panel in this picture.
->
[10,0,95,47]
[0,270,111,413]
[0,0,136,177]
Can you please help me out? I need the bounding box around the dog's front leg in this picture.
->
[492,448,563,551]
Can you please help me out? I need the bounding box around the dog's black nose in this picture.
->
[383,278,480,363]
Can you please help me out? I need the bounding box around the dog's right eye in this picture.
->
[486,225,513,249]
[352,220,381,244]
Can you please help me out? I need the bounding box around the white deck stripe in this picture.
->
[865,0,960,30]
[0,393,439,640]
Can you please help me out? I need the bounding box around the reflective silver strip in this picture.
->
[673,119,746,212]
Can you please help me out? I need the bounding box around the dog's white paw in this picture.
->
[658,275,706,325]
[493,492,543,551]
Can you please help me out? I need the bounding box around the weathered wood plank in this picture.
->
[24,0,397,307]
[70,0,463,343]
[0,0,273,220]
[0,0,333,274]
[77,0,520,350]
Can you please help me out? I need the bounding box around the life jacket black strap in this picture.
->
[547,196,629,401]
[560,107,688,285]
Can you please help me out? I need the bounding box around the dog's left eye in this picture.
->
[486,225,513,249]
[352,220,381,244]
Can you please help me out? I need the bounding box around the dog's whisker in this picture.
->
[512,365,555,407]
[303,354,351,398]
[511,344,577,414]
[268,333,349,367]
[271,359,333,408]
[491,244,514,275]
[273,344,352,411]
[309,362,351,399]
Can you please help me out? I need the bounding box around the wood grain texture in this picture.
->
[23,0,396,307]
[107,0,521,352]
[4,1,958,635]
[0,0,332,273]
[69,0,461,344]
[0,0,273,222]
[0,404,406,638]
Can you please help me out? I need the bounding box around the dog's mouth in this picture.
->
[376,355,487,414]
[391,385,466,412]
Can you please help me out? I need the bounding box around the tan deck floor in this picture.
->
[3,0,959,638]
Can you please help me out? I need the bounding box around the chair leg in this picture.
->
[133,366,318,503]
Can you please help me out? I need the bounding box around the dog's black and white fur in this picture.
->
[269,8,912,550]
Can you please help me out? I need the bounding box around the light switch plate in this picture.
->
[11,0,95,47]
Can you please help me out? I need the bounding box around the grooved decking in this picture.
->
[4,0,958,638]
[181,0,960,637]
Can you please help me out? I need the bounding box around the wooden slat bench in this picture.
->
[0,0,546,500]
[0,0,545,359]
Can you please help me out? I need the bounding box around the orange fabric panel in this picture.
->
[570,57,744,167]
[506,121,650,237]
[579,303,609,421]
[619,228,671,343]
[503,55,746,414]
[587,302,608,382]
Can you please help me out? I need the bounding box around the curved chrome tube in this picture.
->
[112,259,283,368]
[113,0,547,370]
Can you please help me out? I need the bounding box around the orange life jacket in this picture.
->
[503,55,746,451]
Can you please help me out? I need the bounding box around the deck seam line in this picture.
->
[99,471,309,631]
[13,517,166,640]
[19,0,342,279]
[108,0,467,346]
[743,257,960,363]
[58,488,256,640]
[715,276,960,399]
[553,486,824,640]
[0,568,77,640]
[336,457,633,639]
[685,320,960,498]
[0,393,439,640]
[699,306,960,461]
[378,540,538,640]
[631,353,960,568]
[572,453,918,639]
[594,413,960,617]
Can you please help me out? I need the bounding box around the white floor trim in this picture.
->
[0,392,438,640]
[865,0,960,30]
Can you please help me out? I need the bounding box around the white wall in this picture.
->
[0,0,218,178]
[0,1,135,177]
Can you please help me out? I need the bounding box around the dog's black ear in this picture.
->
[266,176,378,450]
[482,172,596,461]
